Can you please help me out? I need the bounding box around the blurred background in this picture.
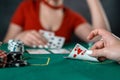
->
[0,0,120,41]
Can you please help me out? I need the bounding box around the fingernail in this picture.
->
[86,50,93,55]
[44,45,49,48]
[32,45,37,48]
[38,45,43,48]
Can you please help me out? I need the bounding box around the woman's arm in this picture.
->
[75,0,111,42]
[86,0,111,31]
[4,23,22,43]
[4,23,47,47]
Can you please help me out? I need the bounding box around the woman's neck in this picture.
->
[39,2,64,31]
[40,2,63,15]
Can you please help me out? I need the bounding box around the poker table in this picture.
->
[0,43,120,80]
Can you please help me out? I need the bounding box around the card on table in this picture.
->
[49,48,70,54]
[67,43,98,62]
[26,49,50,54]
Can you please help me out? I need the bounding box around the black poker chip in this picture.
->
[7,52,23,62]
[6,52,28,67]
[6,60,28,67]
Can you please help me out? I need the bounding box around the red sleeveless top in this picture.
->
[11,0,86,43]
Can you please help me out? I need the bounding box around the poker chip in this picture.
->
[7,39,27,68]
[6,60,28,67]
[6,52,28,67]
[0,50,7,68]
[7,52,23,62]
[8,39,24,53]
[0,40,28,68]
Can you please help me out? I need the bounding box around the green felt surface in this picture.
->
[0,43,120,80]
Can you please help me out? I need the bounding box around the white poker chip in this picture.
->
[15,63,20,67]
[8,39,24,52]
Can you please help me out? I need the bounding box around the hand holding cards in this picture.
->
[39,30,65,49]
[66,44,99,62]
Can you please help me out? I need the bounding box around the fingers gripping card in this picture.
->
[67,44,98,62]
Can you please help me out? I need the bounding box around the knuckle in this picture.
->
[26,32,31,36]
[31,30,36,33]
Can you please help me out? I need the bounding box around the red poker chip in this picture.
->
[0,50,7,68]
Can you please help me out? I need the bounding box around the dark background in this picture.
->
[0,0,120,41]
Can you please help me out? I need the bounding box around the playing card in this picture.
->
[47,36,65,49]
[39,30,55,40]
[39,30,65,49]
[26,49,50,54]
[67,44,98,62]
[49,49,70,54]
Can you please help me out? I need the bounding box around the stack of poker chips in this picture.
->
[6,52,27,67]
[8,40,24,53]
[0,50,7,68]
[6,39,27,67]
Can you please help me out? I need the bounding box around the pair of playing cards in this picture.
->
[26,49,50,54]
[66,44,98,62]
[26,48,70,54]
[50,49,70,54]
[39,30,65,49]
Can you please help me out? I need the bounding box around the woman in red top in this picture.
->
[4,0,110,47]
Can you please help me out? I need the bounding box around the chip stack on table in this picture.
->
[8,39,24,53]
[0,50,7,68]
[6,52,27,67]
[6,40,27,67]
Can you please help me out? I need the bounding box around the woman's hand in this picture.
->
[87,29,120,62]
[15,30,48,47]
